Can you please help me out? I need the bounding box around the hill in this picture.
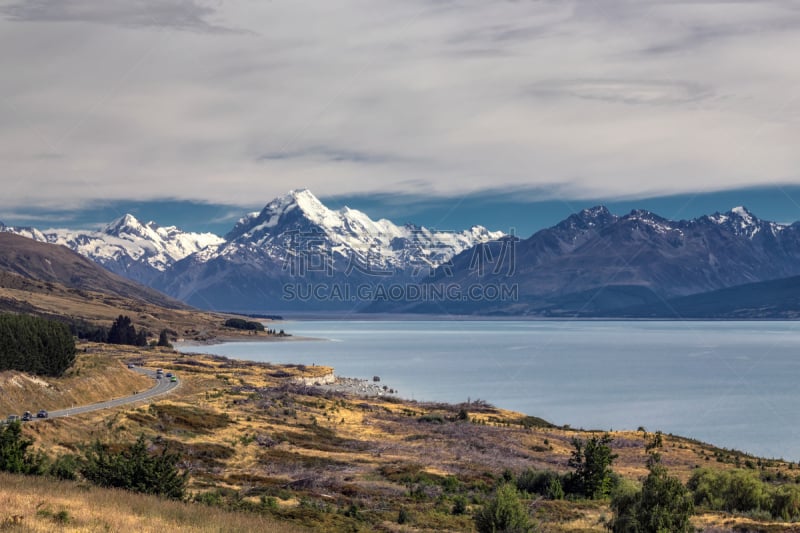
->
[0,233,186,310]
[609,274,800,319]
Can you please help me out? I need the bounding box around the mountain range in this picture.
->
[4,190,800,317]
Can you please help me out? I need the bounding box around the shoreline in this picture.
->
[175,332,325,347]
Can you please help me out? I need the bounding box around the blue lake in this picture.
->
[178,320,800,460]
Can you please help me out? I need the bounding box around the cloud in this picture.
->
[0,0,239,33]
[0,0,798,210]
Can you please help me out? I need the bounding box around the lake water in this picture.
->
[179,320,800,460]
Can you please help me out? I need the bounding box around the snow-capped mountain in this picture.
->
[9,195,800,316]
[1,215,224,284]
[155,189,505,310]
[219,189,503,272]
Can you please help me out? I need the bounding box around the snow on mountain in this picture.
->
[220,189,504,273]
[0,222,48,242]
[705,206,784,239]
[1,215,224,283]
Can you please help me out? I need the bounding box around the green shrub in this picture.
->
[516,469,564,499]
[688,468,800,520]
[397,507,410,524]
[611,463,693,533]
[474,483,534,533]
[0,421,47,474]
[452,495,468,515]
[48,454,79,480]
[80,435,187,499]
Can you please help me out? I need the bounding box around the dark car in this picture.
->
[22,411,32,422]
[37,410,48,419]
[165,372,173,378]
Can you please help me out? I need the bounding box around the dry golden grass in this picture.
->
[0,472,308,532]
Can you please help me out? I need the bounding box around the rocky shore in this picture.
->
[314,376,398,398]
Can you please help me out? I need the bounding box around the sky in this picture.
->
[1,1,799,236]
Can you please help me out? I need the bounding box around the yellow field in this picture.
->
[0,472,308,532]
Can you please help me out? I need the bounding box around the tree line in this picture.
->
[68,315,171,348]
[0,313,75,377]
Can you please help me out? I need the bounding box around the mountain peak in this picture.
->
[556,205,617,232]
[729,205,756,220]
[580,205,611,217]
[104,214,143,235]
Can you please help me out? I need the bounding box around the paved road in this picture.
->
[23,367,179,422]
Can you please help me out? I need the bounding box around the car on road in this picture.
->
[37,410,48,419]
[156,368,163,374]
[165,372,173,378]
[22,411,32,422]
[156,374,162,379]
[170,376,177,383]
[127,363,136,368]
[7,415,20,423]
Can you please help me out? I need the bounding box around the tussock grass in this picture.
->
[0,471,308,532]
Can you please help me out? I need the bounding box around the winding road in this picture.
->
[26,367,179,422]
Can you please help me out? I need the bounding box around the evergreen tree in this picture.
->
[157,329,172,348]
[107,315,147,346]
[568,434,618,499]
[0,313,75,376]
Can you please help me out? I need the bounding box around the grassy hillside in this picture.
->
[0,472,308,532]
[0,233,186,310]
[0,269,284,344]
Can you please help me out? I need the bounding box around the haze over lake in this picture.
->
[181,320,800,460]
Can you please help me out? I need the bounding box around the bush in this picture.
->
[48,454,79,480]
[516,469,565,499]
[80,435,187,499]
[452,495,468,515]
[474,483,534,533]
[611,463,693,533]
[397,507,410,524]
[688,468,800,520]
[0,421,47,474]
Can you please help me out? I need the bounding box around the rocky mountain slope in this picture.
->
[412,205,800,315]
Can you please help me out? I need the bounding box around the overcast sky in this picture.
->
[1,0,799,225]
